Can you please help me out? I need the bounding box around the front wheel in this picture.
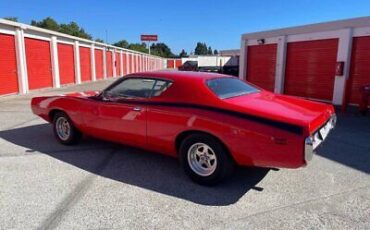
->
[179,133,235,186]
[53,111,82,145]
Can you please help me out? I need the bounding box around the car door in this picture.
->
[83,78,156,147]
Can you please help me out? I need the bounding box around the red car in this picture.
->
[31,71,336,185]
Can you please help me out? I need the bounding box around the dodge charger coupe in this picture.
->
[31,71,336,185]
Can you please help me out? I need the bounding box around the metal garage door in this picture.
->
[106,51,113,77]
[346,36,370,105]
[115,52,121,76]
[143,56,146,71]
[0,33,18,95]
[122,53,127,75]
[138,55,142,72]
[95,49,104,79]
[246,44,277,91]
[79,47,91,82]
[133,55,137,73]
[128,53,132,74]
[167,59,174,69]
[175,59,182,68]
[57,43,75,85]
[284,39,338,101]
[25,38,53,90]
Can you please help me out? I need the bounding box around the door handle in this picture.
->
[133,107,141,111]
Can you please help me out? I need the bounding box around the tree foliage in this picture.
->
[194,42,216,56]
[194,42,208,55]
[179,49,188,58]
[213,49,219,55]
[31,17,92,39]
[113,40,129,48]
[95,38,104,43]
[59,22,92,39]
[4,17,18,22]
[150,43,174,58]
[31,17,59,31]
[128,43,148,53]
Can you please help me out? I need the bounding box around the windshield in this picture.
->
[206,77,260,99]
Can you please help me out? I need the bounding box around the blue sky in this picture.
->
[1,0,369,54]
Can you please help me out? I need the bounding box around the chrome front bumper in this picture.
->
[305,114,336,162]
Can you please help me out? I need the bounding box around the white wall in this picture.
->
[182,56,233,67]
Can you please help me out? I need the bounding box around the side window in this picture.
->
[105,78,173,99]
[152,80,173,97]
[107,78,155,98]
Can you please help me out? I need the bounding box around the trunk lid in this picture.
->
[223,91,334,134]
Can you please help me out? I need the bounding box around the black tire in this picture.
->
[52,111,82,145]
[179,133,235,186]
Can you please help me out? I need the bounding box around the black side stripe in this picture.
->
[150,102,303,135]
[93,98,304,135]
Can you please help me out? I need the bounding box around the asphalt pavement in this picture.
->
[0,79,369,230]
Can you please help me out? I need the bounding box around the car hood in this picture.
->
[223,91,334,134]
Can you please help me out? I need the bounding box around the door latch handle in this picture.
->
[133,107,141,111]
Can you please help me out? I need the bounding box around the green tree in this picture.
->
[4,17,18,22]
[95,38,104,43]
[31,17,59,31]
[194,42,208,55]
[128,43,148,53]
[31,17,92,40]
[207,46,213,55]
[59,21,92,39]
[150,43,174,58]
[179,49,188,58]
[213,49,219,55]
[113,40,129,48]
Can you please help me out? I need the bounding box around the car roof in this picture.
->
[120,71,238,104]
[128,70,234,82]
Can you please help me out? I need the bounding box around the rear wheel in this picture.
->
[179,133,235,185]
[53,112,82,145]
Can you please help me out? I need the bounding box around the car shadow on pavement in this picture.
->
[0,124,269,206]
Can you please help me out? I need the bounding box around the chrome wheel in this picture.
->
[55,117,71,141]
[187,143,217,177]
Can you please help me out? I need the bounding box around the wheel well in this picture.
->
[175,130,232,158]
[48,109,64,121]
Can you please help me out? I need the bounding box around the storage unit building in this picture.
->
[0,19,165,97]
[239,16,370,107]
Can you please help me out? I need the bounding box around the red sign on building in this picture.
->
[141,35,158,41]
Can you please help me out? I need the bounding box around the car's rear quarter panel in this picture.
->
[147,105,305,168]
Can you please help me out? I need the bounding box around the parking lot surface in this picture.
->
[1,79,369,230]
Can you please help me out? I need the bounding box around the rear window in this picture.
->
[206,78,259,99]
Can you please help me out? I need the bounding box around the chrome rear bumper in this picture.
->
[305,114,336,162]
